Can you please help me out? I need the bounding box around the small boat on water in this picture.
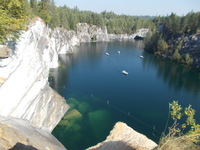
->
[122,70,128,75]
[140,55,144,59]
[106,52,109,56]
[118,51,120,54]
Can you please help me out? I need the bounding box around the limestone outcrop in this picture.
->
[87,122,158,150]
[50,23,109,55]
[50,28,79,55]
[0,116,66,150]
[0,45,11,58]
[0,18,112,149]
[77,23,109,42]
[0,18,69,132]
[0,17,152,150]
[108,28,149,41]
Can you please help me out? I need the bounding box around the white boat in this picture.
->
[118,51,120,54]
[122,70,128,75]
[106,52,109,56]
[140,55,144,59]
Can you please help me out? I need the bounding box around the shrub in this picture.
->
[157,101,200,149]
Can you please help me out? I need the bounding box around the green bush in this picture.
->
[0,0,29,43]
[157,101,200,149]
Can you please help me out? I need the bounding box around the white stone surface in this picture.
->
[87,122,157,150]
[108,28,149,41]
[0,17,148,134]
[0,116,67,150]
[0,18,69,132]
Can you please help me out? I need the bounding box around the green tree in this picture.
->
[172,49,181,61]
[144,32,159,53]
[0,0,29,43]
[185,53,193,65]
[30,0,37,9]
[68,13,79,30]
[177,40,183,51]
[37,0,51,24]
[30,0,37,15]
[157,38,168,52]
[49,0,60,29]
[158,101,200,149]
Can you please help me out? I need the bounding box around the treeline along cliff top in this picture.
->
[0,0,200,69]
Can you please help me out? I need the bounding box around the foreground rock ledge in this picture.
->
[87,122,158,150]
[0,116,67,150]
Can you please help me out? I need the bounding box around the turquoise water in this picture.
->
[50,41,200,150]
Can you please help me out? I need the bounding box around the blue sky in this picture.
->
[55,0,200,16]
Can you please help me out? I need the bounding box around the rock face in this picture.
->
[0,18,69,132]
[0,17,152,150]
[0,18,112,149]
[50,28,79,55]
[0,116,66,150]
[50,23,109,55]
[180,34,200,68]
[0,45,12,58]
[77,23,109,42]
[108,28,149,41]
[87,122,157,150]
[154,33,200,69]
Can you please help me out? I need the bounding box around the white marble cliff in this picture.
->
[0,18,153,150]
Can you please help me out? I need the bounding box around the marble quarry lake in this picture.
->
[49,40,200,150]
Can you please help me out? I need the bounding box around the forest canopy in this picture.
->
[0,0,153,43]
[144,12,200,65]
[29,0,154,33]
[0,0,29,43]
[0,0,199,45]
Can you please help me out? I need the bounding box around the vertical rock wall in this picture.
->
[0,18,69,132]
[0,18,110,132]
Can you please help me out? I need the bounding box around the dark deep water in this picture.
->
[50,41,200,150]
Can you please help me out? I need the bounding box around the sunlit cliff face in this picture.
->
[0,18,68,132]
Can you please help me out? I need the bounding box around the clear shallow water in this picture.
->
[50,41,200,150]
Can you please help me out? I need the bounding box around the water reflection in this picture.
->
[142,52,200,96]
[50,41,200,150]
[74,42,108,60]
[49,42,108,91]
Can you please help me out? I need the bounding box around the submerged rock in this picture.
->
[63,109,83,121]
[67,98,91,114]
[88,109,112,140]
[78,102,90,114]
[87,122,158,150]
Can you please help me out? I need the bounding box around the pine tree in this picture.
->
[37,0,51,24]
[172,49,181,61]
[157,38,168,52]
[0,0,29,43]
[30,0,37,9]
[185,53,193,65]
[49,0,60,29]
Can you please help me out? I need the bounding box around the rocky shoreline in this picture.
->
[153,34,200,71]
